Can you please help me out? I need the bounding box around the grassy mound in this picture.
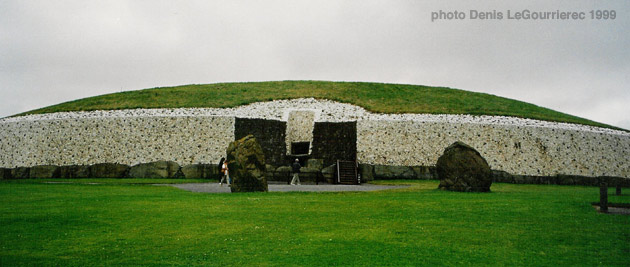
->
[18,80,618,129]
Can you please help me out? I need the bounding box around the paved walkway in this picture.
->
[157,182,407,193]
[593,205,630,215]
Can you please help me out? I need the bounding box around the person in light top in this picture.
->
[219,157,231,186]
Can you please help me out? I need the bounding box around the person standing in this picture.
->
[218,157,225,178]
[220,158,231,186]
[291,158,301,185]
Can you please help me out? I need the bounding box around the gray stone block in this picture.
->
[411,166,435,180]
[11,167,30,179]
[374,165,415,179]
[89,163,129,178]
[321,164,336,182]
[300,167,320,173]
[265,164,276,172]
[321,164,336,175]
[359,164,374,181]
[181,164,203,179]
[0,168,10,179]
[58,165,91,178]
[181,163,216,179]
[276,166,291,173]
[129,161,181,178]
[306,159,324,170]
[29,165,59,179]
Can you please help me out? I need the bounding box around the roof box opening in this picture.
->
[291,142,310,155]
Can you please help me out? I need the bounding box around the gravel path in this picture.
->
[592,205,630,215]
[157,182,408,193]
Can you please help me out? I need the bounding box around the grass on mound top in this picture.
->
[18,80,620,130]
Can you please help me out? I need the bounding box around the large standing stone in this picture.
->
[437,141,492,192]
[129,161,182,178]
[227,135,268,192]
[89,163,129,178]
[29,165,59,178]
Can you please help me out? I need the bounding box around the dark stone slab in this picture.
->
[235,118,286,166]
[600,181,608,212]
[311,121,357,167]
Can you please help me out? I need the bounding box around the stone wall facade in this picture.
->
[1,99,629,180]
[357,120,630,178]
[0,116,234,168]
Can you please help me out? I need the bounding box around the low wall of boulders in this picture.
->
[0,161,220,179]
[3,159,628,188]
[356,164,630,187]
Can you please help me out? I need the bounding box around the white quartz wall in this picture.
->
[0,116,234,168]
[1,98,629,178]
[357,120,630,178]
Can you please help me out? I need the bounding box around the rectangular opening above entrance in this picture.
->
[291,142,310,155]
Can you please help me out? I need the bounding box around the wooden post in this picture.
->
[616,186,622,196]
[599,181,608,213]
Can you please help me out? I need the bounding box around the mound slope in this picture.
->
[16,80,620,130]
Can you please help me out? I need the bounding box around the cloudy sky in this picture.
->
[1,1,628,128]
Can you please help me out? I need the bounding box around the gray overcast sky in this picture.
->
[1,1,629,128]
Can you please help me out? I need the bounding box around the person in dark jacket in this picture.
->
[291,158,301,185]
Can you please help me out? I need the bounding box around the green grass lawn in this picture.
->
[1,180,628,266]
[16,81,621,130]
